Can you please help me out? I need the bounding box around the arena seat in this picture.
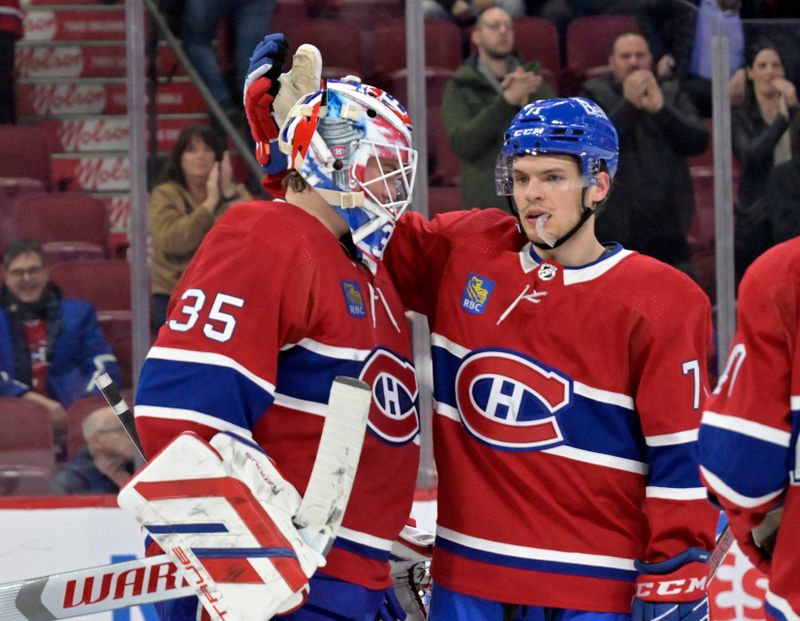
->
[372,19,463,83]
[0,397,56,495]
[280,19,364,79]
[0,177,46,253]
[0,126,53,191]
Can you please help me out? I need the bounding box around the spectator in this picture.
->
[0,0,23,124]
[766,115,800,245]
[149,125,251,329]
[423,0,525,23]
[637,0,745,116]
[732,39,798,280]
[441,6,554,210]
[0,240,121,452]
[50,406,137,494]
[181,0,276,125]
[580,32,708,271]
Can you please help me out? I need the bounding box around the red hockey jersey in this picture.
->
[699,237,800,621]
[135,199,420,590]
[386,208,717,612]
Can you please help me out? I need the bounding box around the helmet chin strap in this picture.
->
[508,186,604,251]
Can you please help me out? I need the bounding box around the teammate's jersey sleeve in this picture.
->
[135,203,317,457]
[631,270,718,562]
[699,239,800,557]
[386,210,467,316]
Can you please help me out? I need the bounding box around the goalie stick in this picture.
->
[0,375,373,621]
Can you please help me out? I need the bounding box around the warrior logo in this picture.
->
[359,348,419,444]
[461,273,495,315]
[455,348,572,450]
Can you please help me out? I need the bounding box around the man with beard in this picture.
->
[441,6,553,210]
[0,240,120,449]
[580,33,708,272]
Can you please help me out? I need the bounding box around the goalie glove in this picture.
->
[631,548,710,621]
[382,523,434,620]
[244,33,322,183]
[117,431,325,621]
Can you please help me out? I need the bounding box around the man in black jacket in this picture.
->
[581,33,708,270]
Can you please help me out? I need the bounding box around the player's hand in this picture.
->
[656,54,676,78]
[632,548,710,621]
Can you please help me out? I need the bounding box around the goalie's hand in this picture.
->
[244,33,289,174]
[631,548,710,621]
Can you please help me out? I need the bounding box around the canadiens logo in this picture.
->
[331,144,348,158]
[455,348,572,450]
[359,348,419,444]
[461,273,495,315]
[538,263,557,281]
[340,281,366,318]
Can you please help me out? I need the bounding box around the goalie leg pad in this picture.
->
[118,431,325,621]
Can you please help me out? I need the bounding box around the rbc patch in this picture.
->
[341,281,366,318]
[461,273,495,315]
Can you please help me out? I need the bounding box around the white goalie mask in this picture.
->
[279,78,417,260]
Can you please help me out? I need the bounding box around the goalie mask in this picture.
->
[279,78,417,260]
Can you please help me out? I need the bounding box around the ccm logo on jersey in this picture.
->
[455,349,572,450]
[461,273,495,315]
[360,348,419,444]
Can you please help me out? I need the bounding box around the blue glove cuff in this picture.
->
[635,547,710,575]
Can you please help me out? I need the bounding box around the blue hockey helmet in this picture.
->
[496,97,619,196]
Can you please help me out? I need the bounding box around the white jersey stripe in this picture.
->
[279,337,372,361]
[646,486,708,500]
[146,346,276,396]
[431,333,470,358]
[573,382,634,410]
[543,445,648,475]
[700,465,784,508]
[645,429,699,447]
[701,410,791,447]
[434,401,460,422]
[790,396,800,412]
[272,392,327,417]
[337,526,393,551]
[437,526,636,571]
[134,405,254,439]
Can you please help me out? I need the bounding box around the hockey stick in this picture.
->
[707,525,734,583]
[0,376,373,621]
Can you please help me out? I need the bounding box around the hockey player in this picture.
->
[698,237,800,621]
[133,37,422,620]
[381,98,719,620]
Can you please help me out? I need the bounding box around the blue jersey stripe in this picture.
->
[277,346,365,404]
[136,357,274,429]
[648,442,704,489]
[699,424,789,499]
[193,547,297,559]
[435,537,636,582]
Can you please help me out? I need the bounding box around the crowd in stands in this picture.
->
[0,0,798,497]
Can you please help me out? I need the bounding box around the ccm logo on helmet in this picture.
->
[455,349,572,450]
[512,127,546,137]
[360,348,419,445]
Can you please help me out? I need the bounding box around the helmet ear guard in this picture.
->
[279,78,417,260]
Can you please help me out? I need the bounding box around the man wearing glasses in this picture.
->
[0,239,120,454]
